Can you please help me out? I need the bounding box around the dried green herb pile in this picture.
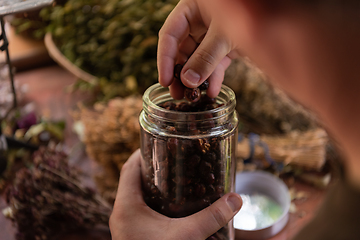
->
[48,0,179,98]
[3,146,112,240]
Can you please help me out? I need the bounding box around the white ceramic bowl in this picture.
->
[234,171,290,240]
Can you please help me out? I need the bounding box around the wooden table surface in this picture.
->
[0,65,327,240]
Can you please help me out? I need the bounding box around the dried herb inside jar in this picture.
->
[173,63,210,103]
[140,82,238,240]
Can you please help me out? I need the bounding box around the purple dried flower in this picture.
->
[16,112,37,130]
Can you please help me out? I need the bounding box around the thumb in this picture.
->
[181,25,231,89]
[181,193,242,240]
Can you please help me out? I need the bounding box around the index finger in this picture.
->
[113,149,143,208]
[157,1,196,87]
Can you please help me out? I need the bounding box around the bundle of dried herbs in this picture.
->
[3,146,112,240]
[0,107,66,193]
[236,128,329,171]
[47,0,179,99]
[223,58,318,135]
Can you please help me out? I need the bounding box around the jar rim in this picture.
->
[142,83,236,122]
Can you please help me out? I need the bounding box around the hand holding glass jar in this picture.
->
[138,81,240,240]
[109,149,242,240]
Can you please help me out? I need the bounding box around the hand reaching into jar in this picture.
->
[158,0,360,240]
[157,0,244,100]
[109,149,242,240]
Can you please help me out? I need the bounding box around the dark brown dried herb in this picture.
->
[3,146,112,240]
[173,64,210,103]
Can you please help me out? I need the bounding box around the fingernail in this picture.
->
[227,195,242,213]
[183,69,201,84]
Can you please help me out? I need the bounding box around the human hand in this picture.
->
[157,0,245,99]
[109,149,242,240]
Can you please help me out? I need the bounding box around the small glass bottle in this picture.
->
[139,83,238,240]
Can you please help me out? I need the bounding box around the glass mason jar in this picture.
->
[139,83,238,240]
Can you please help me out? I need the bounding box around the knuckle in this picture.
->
[120,161,130,174]
[109,210,127,238]
[210,205,228,228]
[109,212,117,230]
[158,27,165,38]
[109,207,126,228]
[196,48,216,67]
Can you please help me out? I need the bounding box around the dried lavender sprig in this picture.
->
[3,146,112,240]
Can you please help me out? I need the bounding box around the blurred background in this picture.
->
[0,0,340,239]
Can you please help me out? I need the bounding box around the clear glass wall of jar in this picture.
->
[139,83,238,240]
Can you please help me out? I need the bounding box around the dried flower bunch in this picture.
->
[3,146,112,240]
[79,96,143,202]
